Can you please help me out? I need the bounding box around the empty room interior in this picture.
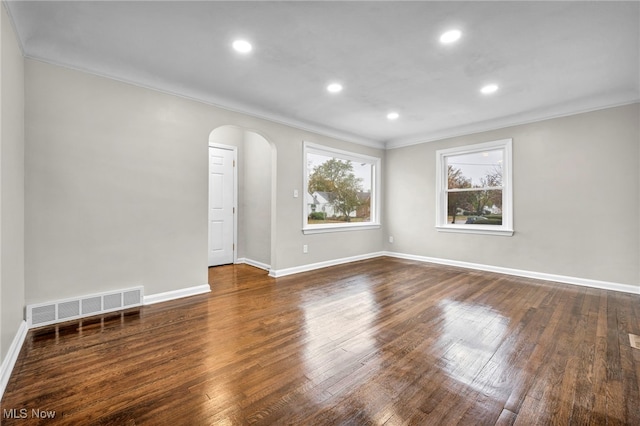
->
[1,1,639,424]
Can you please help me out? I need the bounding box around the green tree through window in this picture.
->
[308,158,363,222]
[303,142,380,233]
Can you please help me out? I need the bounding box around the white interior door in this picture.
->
[209,145,236,266]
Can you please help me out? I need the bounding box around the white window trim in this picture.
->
[435,138,513,236]
[303,141,381,234]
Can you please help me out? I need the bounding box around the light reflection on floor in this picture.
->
[437,299,509,392]
[300,279,380,402]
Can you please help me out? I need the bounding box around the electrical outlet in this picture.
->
[293,189,299,198]
[303,244,308,254]
[389,236,394,243]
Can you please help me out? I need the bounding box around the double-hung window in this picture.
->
[303,142,381,234]
[436,139,513,236]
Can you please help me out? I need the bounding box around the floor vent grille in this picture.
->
[27,286,143,329]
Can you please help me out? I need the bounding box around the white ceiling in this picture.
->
[5,1,639,149]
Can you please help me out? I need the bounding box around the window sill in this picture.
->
[303,223,381,235]
[436,225,514,237]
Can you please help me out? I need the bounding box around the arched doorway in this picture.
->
[208,125,276,271]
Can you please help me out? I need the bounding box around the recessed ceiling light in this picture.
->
[327,83,343,93]
[387,112,399,120]
[481,84,499,94]
[440,29,462,44]
[232,40,252,54]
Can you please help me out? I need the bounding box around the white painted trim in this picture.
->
[435,138,513,236]
[0,320,28,400]
[303,141,382,233]
[269,251,638,294]
[20,57,382,149]
[435,225,514,237]
[16,56,636,152]
[236,257,271,271]
[384,251,640,295]
[143,284,211,305]
[385,99,640,149]
[302,224,381,235]
[269,252,386,278]
[208,142,237,150]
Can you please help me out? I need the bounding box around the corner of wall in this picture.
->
[0,320,27,399]
[0,0,26,375]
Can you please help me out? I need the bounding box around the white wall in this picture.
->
[24,59,385,305]
[243,131,272,266]
[385,104,640,286]
[1,4,25,362]
[272,134,384,272]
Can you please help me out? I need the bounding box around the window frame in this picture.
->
[435,138,513,236]
[303,141,381,235]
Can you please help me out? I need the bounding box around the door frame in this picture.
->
[208,142,238,265]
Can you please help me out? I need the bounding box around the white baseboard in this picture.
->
[269,252,386,278]
[0,285,210,398]
[268,250,638,294]
[143,284,211,305]
[384,251,640,295]
[236,257,271,272]
[0,320,28,400]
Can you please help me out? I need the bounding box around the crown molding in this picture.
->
[19,57,639,153]
[385,97,640,149]
[24,56,386,150]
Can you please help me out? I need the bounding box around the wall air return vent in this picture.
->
[58,300,80,320]
[82,296,102,315]
[123,289,142,307]
[32,305,56,325]
[27,286,143,329]
[103,293,122,310]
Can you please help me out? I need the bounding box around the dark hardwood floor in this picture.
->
[2,257,639,425]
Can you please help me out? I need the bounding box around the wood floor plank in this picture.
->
[1,257,639,425]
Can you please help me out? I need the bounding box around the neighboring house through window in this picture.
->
[436,139,513,236]
[303,142,381,234]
